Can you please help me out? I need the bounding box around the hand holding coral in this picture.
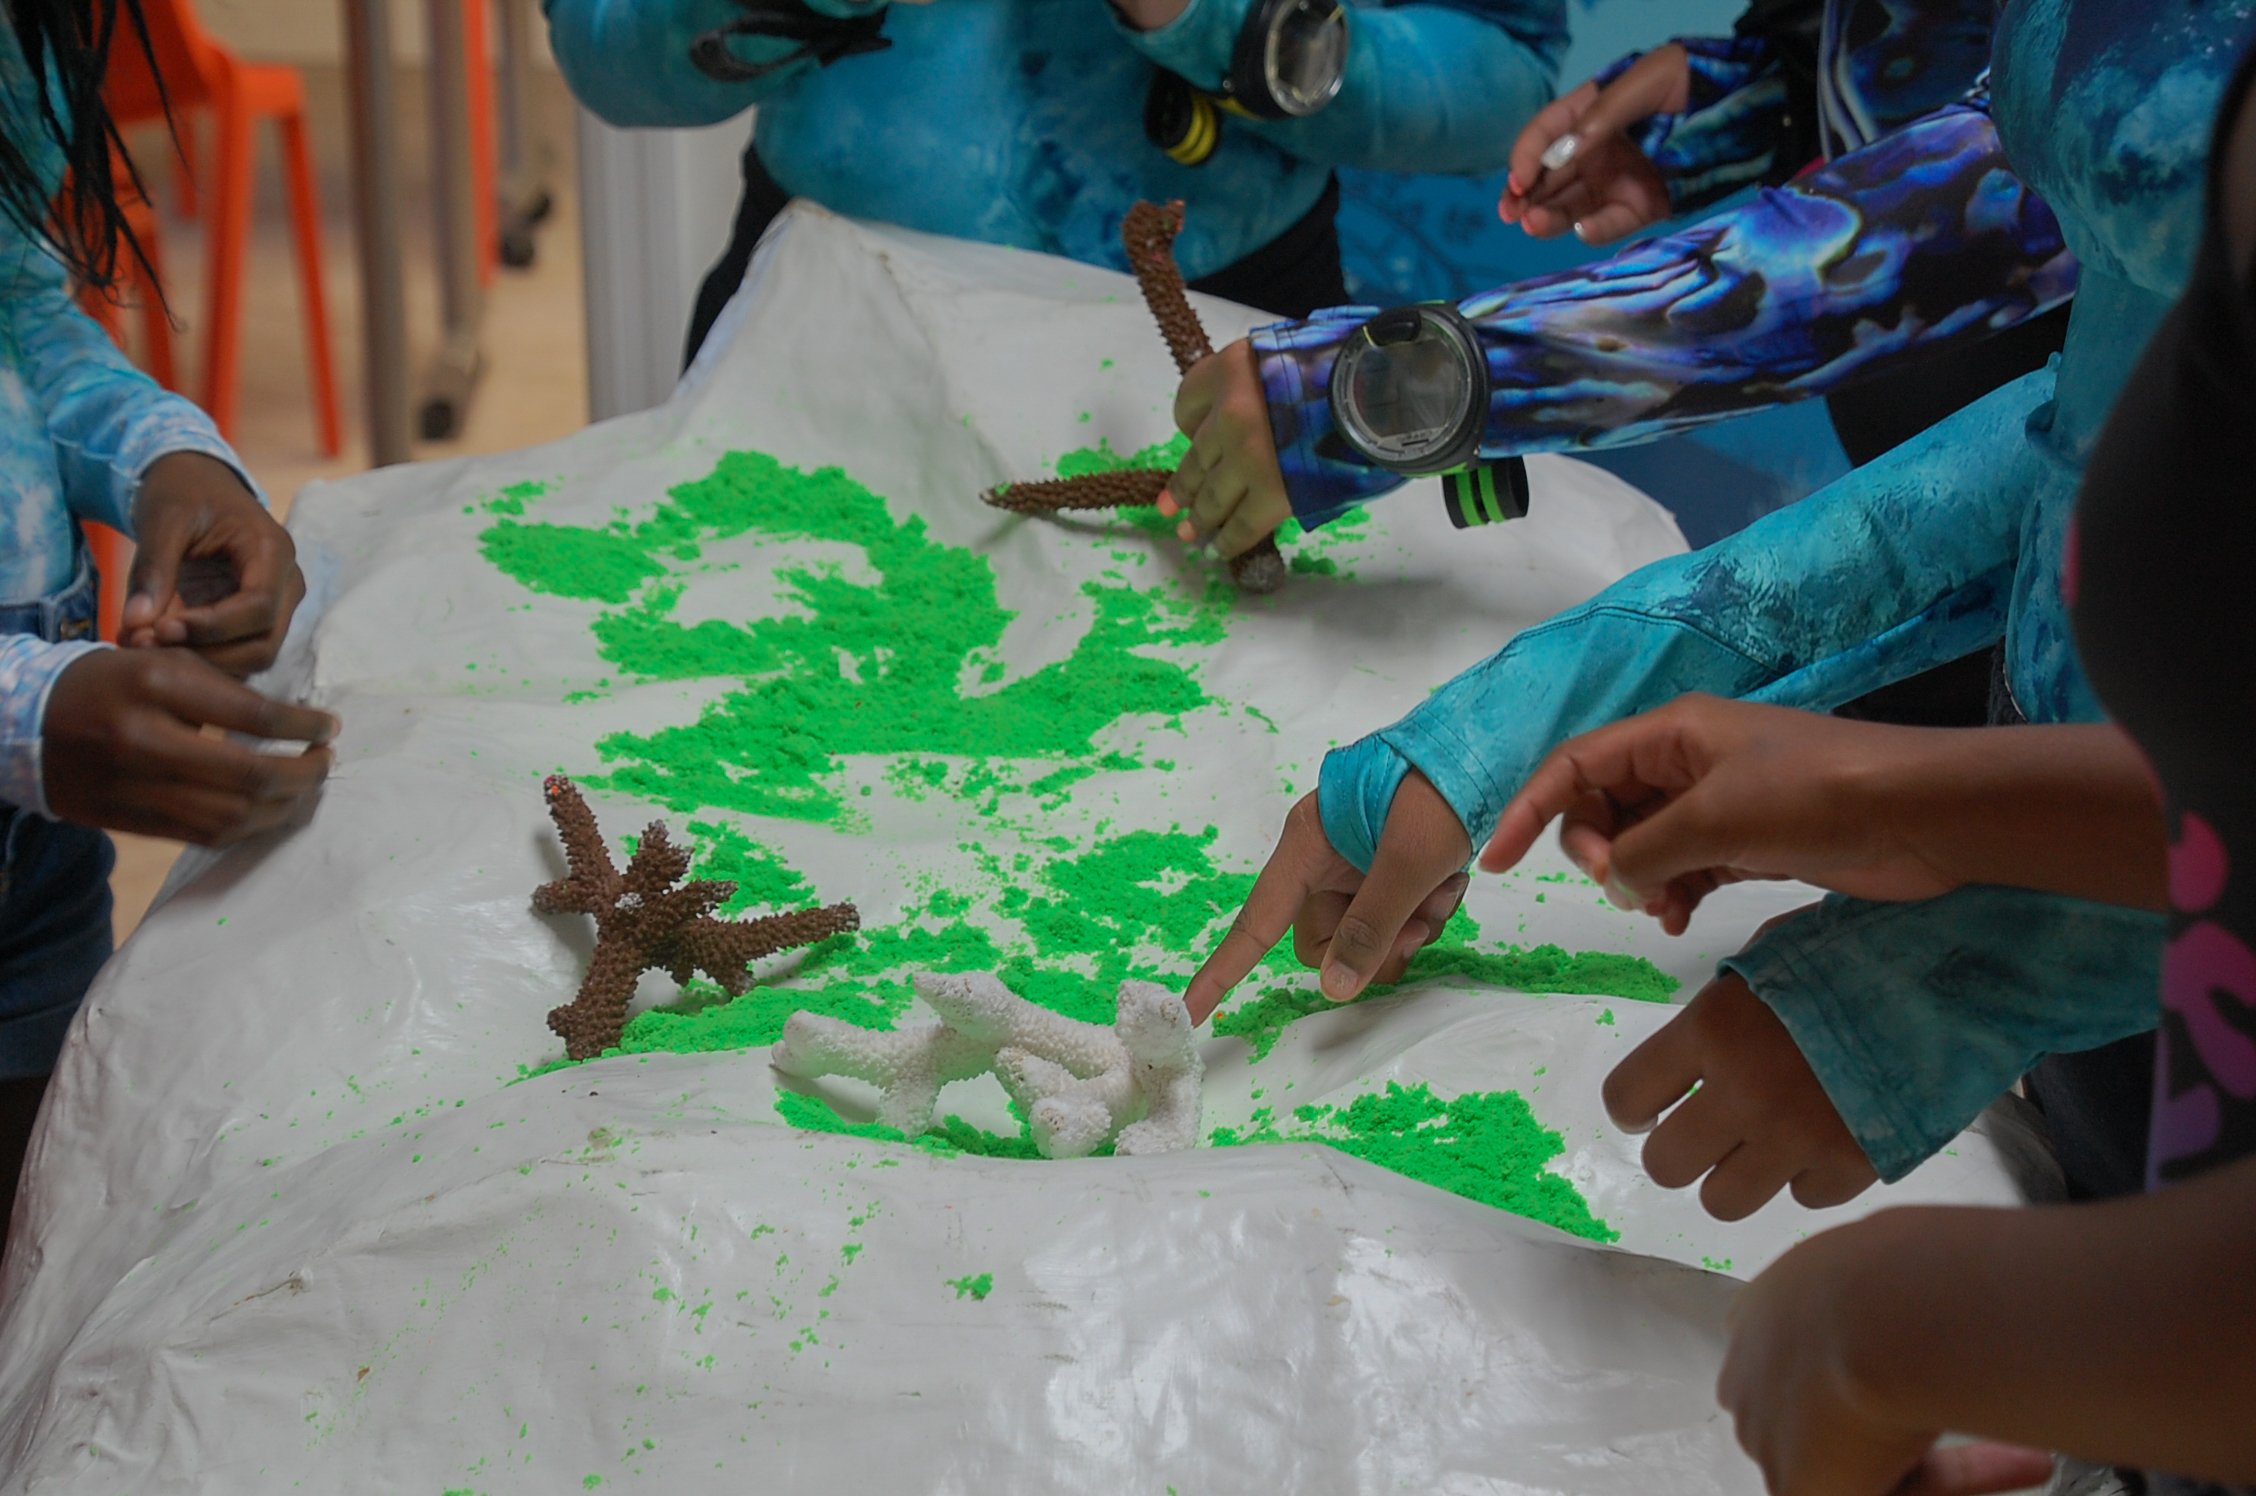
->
[1158,340,1292,563]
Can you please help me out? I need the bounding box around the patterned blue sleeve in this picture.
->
[542,0,871,127]
[9,250,257,534]
[1254,91,2077,527]
[1601,35,1800,216]
[0,636,105,817]
[1122,0,1568,176]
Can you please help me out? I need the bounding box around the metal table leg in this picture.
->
[495,0,556,268]
[419,0,488,441]
[342,0,413,467]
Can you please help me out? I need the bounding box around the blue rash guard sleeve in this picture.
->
[1120,0,1568,176]
[1314,366,2051,872]
[1254,90,2078,528]
[541,0,884,128]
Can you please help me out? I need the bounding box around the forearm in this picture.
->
[1321,369,2046,867]
[1257,100,2076,521]
[1838,1163,2256,1484]
[1871,723,2165,911]
[1120,0,1566,175]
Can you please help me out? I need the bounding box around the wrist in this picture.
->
[133,450,259,527]
[1113,0,1193,33]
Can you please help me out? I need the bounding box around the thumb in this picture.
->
[1173,344,1230,438]
[1319,812,1467,1004]
[1601,778,1745,906]
[1896,1443,2055,1496]
[124,500,195,634]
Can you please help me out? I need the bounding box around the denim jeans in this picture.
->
[0,552,114,1082]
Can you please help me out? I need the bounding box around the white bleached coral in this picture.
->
[771,972,1203,1158]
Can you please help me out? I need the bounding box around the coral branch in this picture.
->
[534,776,862,1060]
[1122,200,1214,374]
[982,468,1171,515]
[981,200,1288,595]
[773,973,1202,1158]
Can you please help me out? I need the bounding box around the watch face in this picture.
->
[1336,315,1480,469]
[1265,0,1348,116]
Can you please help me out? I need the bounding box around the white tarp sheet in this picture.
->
[0,206,2051,1494]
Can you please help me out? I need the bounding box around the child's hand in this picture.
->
[44,648,338,846]
[1184,773,1471,1023]
[1159,340,1292,563]
[1604,958,1878,1220]
[1499,46,1683,244]
[124,451,307,678]
[1480,695,1964,934]
[1721,1216,2057,1496]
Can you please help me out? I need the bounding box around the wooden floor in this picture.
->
[106,68,593,942]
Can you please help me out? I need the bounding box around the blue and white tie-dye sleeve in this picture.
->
[0,635,104,817]
[5,245,256,537]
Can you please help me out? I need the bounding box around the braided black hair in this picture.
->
[2,0,167,296]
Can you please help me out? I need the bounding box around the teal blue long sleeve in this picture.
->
[542,0,1566,279]
[1316,368,2049,873]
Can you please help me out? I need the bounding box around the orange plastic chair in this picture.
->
[105,2,343,457]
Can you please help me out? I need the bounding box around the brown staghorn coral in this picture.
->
[980,200,1286,594]
[982,468,1171,514]
[1121,200,1215,374]
[534,776,861,1061]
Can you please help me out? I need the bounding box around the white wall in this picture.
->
[577,111,759,421]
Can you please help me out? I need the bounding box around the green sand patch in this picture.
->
[1212,1081,1617,1243]
[1214,909,1678,1061]
[481,450,1222,825]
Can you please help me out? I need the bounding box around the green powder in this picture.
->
[1211,1081,1616,1243]
[478,450,1224,824]
[946,1273,994,1301]
[681,818,813,916]
[480,521,663,604]
[1212,908,1677,1061]
[774,1092,1037,1161]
